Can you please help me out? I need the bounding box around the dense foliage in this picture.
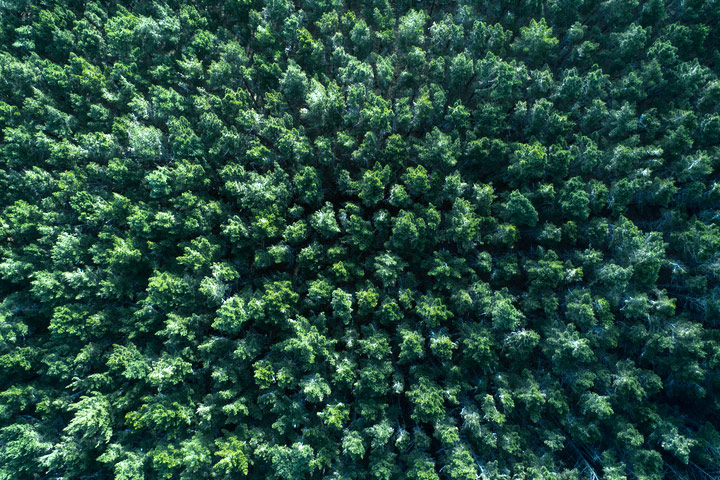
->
[1,0,720,478]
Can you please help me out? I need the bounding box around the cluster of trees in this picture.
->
[1,0,720,478]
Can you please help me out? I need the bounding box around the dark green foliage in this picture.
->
[1,0,720,479]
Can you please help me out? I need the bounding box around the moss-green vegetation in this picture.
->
[1,0,720,478]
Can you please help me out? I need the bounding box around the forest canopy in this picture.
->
[1,0,720,479]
